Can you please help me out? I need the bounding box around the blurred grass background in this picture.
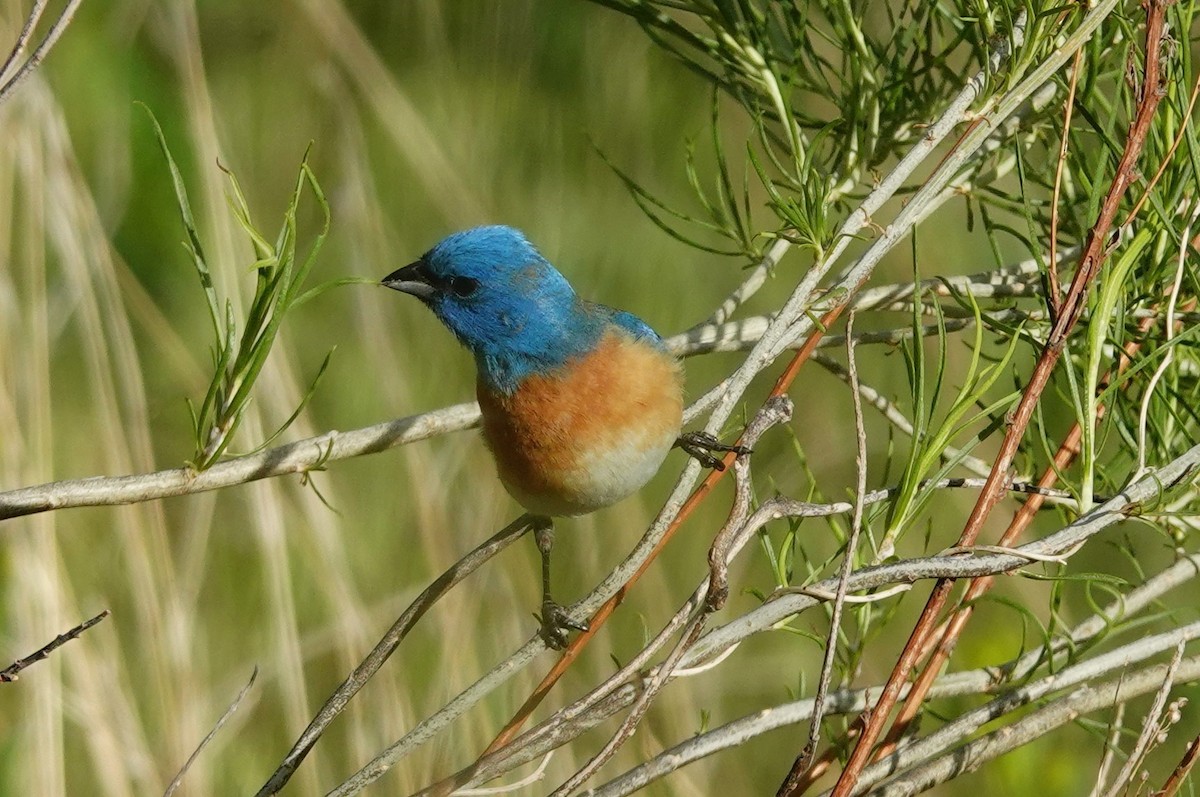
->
[1,1,1191,795]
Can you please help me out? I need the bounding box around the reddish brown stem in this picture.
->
[1157,731,1200,797]
[817,6,1169,796]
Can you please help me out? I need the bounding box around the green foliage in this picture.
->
[881,291,1023,557]
[591,0,1045,258]
[144,107,334,469]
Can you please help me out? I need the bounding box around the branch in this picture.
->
[0,609,109,682]
[578,551,1200,796]
[164,667,259,797]
[1157,731,1200,797]
[0,0,86,106]
[0,403,481,520]
[786,315,870,784]
[868,655,1200,797]
[1098,641,1185,797]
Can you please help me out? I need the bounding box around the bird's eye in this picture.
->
[449,276,479,298]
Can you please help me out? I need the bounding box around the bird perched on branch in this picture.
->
[383,225,740,647]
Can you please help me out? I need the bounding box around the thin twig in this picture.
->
[0,402,482,520]
[455,753,554,795]
[1119,68,1200,229]
[253,515,534,796]
[1047,47,1085,315]
[0,609,110,682]
[706,397,794,610]
[0,0,48,83]
[701,237,792,326]
[411,613,689,796]
[0,0,86,106]
[1100,641,1186,797]
[163,667,259,797]
[548,614,708,797]
[782,315,869,791]
[1088,702,1126,797]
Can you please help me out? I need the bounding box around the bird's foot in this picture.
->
[676,431,752,471]
[537,600,588,650]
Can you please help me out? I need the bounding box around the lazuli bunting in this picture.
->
[383,225,737,646]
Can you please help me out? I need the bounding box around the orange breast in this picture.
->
[476,329,684,516]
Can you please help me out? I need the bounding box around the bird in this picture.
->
[382,225,741,646]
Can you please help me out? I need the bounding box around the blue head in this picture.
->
[383,226,605,392]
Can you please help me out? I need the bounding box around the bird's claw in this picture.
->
[676,431,752,471]
[537,601,588,650]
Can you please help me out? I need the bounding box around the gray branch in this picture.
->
[0,402,481,519]
[580,551,1200,796]
[869,655,1200,797]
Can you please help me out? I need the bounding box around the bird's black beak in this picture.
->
[382,260,436,299]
